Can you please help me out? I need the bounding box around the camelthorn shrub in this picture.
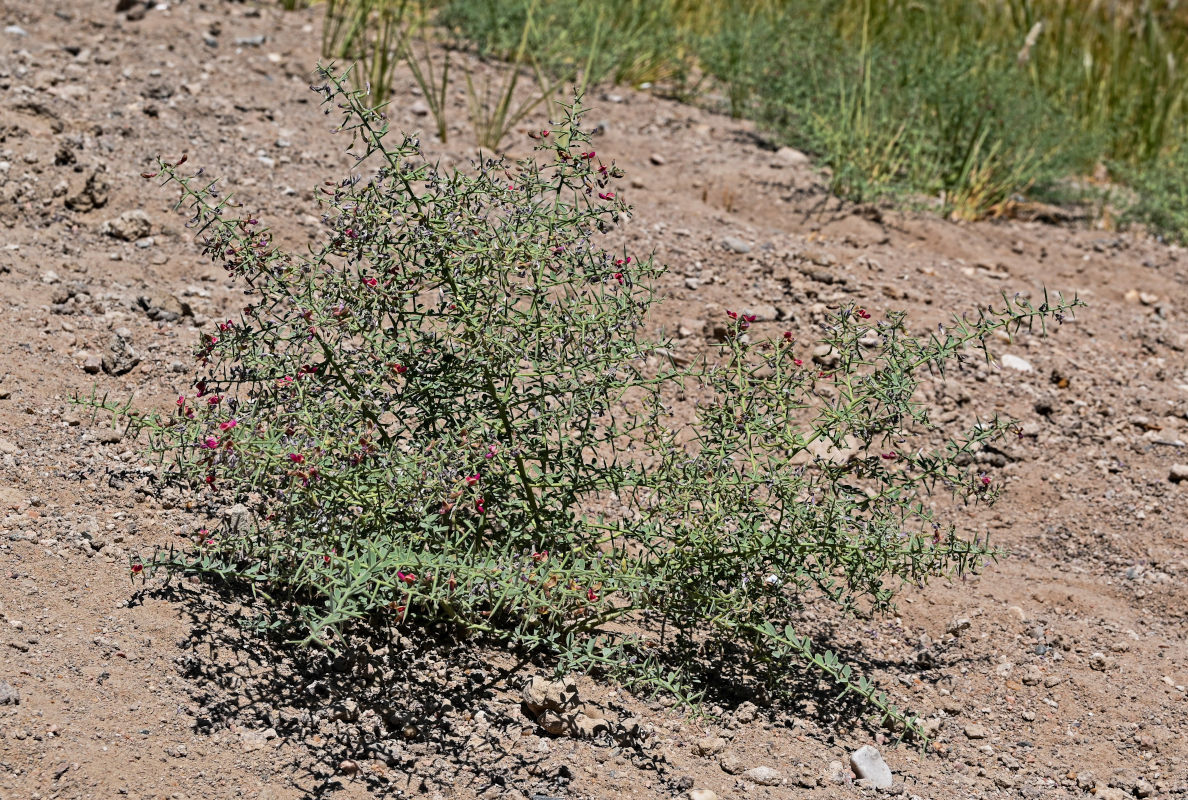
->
[107,67,1078,735]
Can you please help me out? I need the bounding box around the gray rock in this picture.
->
[1000,353,1033,373]
[687,791,718,800]
[811,344,839,368]
[1021,664,1043,686]
[825,759,848,784]
[1093,788,1129,800]
[733,701,758,724]
[1169,464,1188,483]
[222,503,252,533]
[650,153,666,165]
[742,766,783,786]
[849,745,892,789]
[719,752,744,775]
[521,675,577,714]
[101,210,151,241]
[409,100,429,117]
[722,236,752,254]
[774,146,809,166]
[65,168,110,212]
[101,330,140,376]
[963,723,989,739]
[693,736,727,757]
[82,354,102,374]
[0,681,19,705]
[947,617,971,635]
[566,709,608,739]
[535,709,565,736]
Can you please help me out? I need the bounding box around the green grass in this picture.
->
[434,0,1188,227]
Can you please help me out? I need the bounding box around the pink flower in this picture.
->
[613,272,624,284]
[176,395,186,407]
[398,571,416,585]
[288,453,305,464]
[485,445,497,459]
[881,452,897,460]
[586,587,599,602]
[207,395,222,406]
[475,497,486,514]
[598,192,614,200]
[363,277,378,288]
[615,257,632,266]
[581,151,595,160]
[219,419,237,432]
[202,436,219,450]
[465,474,480,486]
[980,474,991,487]
[857,308,872,320]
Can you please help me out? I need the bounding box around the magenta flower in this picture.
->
[202,436,219,450]
[219,419,238,432]
[288,453,305,464]
[465,474,480,486]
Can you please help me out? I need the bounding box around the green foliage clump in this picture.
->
[111,69,1078,731]
[435,0,1188,223]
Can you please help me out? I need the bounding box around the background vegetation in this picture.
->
[286,0,1188,235]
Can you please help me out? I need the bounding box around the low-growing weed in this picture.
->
[100,68,1079,732]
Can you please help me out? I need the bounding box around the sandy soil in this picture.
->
[0,2,1185,799]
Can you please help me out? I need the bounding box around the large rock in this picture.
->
[65,168,110,212]
[101,210,151,241]
[849,744,892,788]
[521,675,577,714]
[101,328,140,375]
[742,766,783,786]
[1000,353,1033,373]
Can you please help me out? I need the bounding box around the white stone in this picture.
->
[1000,353,1033,372]
[849,744,893,789]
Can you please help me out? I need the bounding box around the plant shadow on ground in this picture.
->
[131,577,928,797]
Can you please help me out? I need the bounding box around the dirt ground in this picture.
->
[0,2,1185,799]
